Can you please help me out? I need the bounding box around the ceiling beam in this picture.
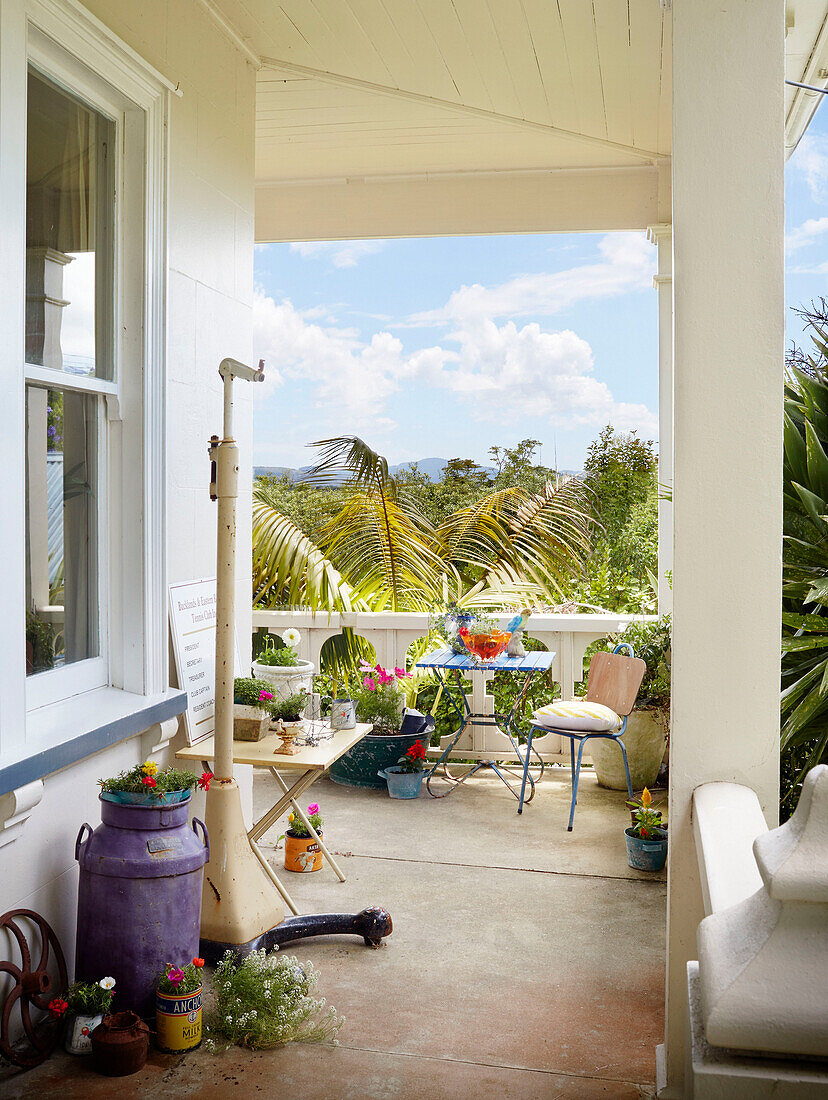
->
[255,165,658,242]
[258,56,661,164]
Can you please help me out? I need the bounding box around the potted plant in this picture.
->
[252,628,314,705]
[590,615,671,790]
[329,662,429,789]
[624,801,668,872]
[51,977,116,1054]
[155,958,204,1053]
[283,802,324,873]
[272,690,309,754]
[233,676,276,741]
[26,607,55,674]
[379,739,428,799]
[624,786,666,830]
[98,761,212,806]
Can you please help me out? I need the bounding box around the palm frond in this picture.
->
[252,485,361,611]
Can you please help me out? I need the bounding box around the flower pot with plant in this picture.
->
[624,802,668,872]
[252,629,314,705]
[233,676,277,741]
[283,802,324,872]
[624,786,666,831]
[329,662,425,789]
[52,977,116,1054]
[591,615,671,790]
[98,761,213,806]
[155,958,204,1053]
[271,690,309,755]
[379,739,428,799]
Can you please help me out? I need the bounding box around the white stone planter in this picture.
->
[590,707,669,791]
[65,1011,103,1054]
[252,659,314,714]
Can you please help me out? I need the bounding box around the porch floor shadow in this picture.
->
[3,766,665,1099]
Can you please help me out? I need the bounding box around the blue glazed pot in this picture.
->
[624,827,668,872]
[378,767,425,799]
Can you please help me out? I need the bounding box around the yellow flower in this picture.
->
[141,760,158,776]
[641,787,652,807]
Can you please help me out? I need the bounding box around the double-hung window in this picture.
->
[25,65,114,702]
[3,6,173,768]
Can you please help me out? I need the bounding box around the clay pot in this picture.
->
[590,708,669,790]
[91,1011,149,1076]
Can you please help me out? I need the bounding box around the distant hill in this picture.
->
[254,459,582,484]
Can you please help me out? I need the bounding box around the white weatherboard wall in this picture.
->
[663,0,784,1095]
[0,0,256,974]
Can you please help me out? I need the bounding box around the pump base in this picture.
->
[200,906,392,964]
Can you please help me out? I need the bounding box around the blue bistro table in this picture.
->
[416,647,555,810]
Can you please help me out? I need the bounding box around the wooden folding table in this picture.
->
[177,722,371,916]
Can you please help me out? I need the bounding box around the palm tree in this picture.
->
[253,436,592,615]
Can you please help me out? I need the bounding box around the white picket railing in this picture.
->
[251,610,649,763]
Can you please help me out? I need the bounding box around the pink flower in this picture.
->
[167,967,185,985]
[363,676,376,691]
[394,667,413,679]
[258,689,274,702]
[307,803,319,815]
[358,659,373,672]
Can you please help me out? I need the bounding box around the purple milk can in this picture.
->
[75,796,209,1016]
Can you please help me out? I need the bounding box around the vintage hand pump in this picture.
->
[200,357,285,955]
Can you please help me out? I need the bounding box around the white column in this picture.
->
[648,206,673,614]
[663,1,784,1095]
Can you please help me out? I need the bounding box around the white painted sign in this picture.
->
[169,579,241,745]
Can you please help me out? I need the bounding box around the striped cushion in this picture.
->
[534,700,622,732]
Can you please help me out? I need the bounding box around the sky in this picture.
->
[252,101,828,474]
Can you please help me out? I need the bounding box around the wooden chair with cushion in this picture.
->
[519,643,646,829]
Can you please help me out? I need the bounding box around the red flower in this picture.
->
[49,998,68,1019]
[407,740,426,760]
[192,957,205,968]
[142,775,157,788]
[198,771,214,791]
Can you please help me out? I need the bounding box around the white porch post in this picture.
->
[648,189,673,613]
[663,1,784,1096]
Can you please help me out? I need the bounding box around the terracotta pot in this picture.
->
[91,1011,149,1076]
[284,829,323,872]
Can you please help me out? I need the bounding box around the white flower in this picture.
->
[281,628,301,648]
[98,977,116,990]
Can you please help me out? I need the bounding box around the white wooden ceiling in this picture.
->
[213,0,672,183]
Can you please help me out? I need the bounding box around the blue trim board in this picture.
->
[0,690,188,798]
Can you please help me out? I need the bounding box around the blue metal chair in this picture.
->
[519,643,646,829]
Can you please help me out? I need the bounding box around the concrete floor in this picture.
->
[3,766,665,1099]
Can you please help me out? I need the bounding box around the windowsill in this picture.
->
[0,686,187,797]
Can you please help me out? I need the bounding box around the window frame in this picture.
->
[0,0,172,765]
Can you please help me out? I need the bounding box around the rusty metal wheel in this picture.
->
[0,909,67,1067]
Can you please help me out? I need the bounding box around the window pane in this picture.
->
[26,386,99,674]
[26,68,114,379]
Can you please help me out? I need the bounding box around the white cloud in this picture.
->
[792,134,828,203]
[289,239,386,268]
[405,233,654,327]
[786,216,828,252]
[253,268,658,457]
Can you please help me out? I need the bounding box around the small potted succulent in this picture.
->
[51,976,116,1054]
[283,803,324,873]
[252,628,314,705]
[99,761,212,806]
[155,958,205,1053]
[378,739,428,799]
[233,676,277,741]
[271,689,309,755]
[624,794,668,872]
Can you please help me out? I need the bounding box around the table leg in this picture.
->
[269,768,346,883]
[249,838,299,916]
